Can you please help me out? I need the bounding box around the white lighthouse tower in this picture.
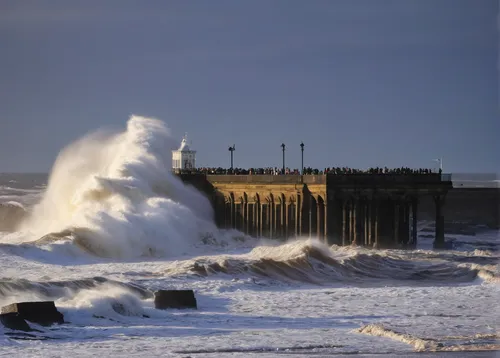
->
[172,134,196,171]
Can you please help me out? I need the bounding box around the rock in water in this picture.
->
[0,313,31,331]
[154,290,197,309]
[1,301,64,326]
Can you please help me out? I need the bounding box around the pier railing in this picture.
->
[206,175,303,184]
[201,173,452,185]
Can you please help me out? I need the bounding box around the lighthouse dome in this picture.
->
[178,137,191,152]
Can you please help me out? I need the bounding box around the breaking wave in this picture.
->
[0,277,152,307]
[4,116,218,259]
[168,240,500,285]
[356,324,500,352]
[0,202,27,232]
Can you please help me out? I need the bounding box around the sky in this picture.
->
[1,0,499,173]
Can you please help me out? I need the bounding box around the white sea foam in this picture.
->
[0,186,42,193]
[57,284,149,322]
[13,116,217,259]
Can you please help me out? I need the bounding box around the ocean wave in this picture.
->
[0,186,44,194]
[3,116,217,260]
[0,202,27,232]
[356,324,500,352]
[0,276,152,306]
[163,240,500,286]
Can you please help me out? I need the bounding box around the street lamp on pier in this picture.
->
[281,143,286,174]
[300,142,304,174]
[229,144,235,171]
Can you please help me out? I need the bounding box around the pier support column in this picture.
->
[262,202,270,238]
[324,203,328,244]
[270,202,274,238]
[317,199,322,240]
[259,203,264,238]
[411,198,418,248]
[245,202,249,235]
[223,200,228,229]
[308,195,313,238]
[342,200,347,246]
[393,201,399,246]
[227,199,231,229]
[253,201,260,237]
[367,201,372,246]
[352,198,358,246]
[252,202,257,237]
[403,202,410,245]
[235,202,240,231]
[274,203,283,237]
[229,198,234,229]
[295,195,301,237]
[349,200,353,244]
[248,202,252,236]
[363,201,370,246]
[299,194,303,237]
[433,194,446,249]
[268,202,273,239]
[373,201,379,248]
[285,202,289,239]
[234,200,238,230]
[280,198,287,239]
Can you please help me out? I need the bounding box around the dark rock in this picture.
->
[1,301,64,326]
[154,290,197,309]
[0,312,31,331]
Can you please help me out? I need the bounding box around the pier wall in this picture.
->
[178,173,453,249]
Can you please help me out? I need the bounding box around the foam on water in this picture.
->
[57,284,149,322]
[9,116,217,259]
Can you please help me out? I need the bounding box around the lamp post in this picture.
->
[281,143,286,174]
[300,142,304,174]
[229,145,235,170]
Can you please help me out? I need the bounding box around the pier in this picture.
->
[179,173,453,249]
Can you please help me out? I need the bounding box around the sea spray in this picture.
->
[16,116,217,259]
[57,284,148,322]
[0,202,26,232]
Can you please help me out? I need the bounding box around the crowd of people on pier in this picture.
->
[176,166,441,175]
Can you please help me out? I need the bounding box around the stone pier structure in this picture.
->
[179,174,453,249]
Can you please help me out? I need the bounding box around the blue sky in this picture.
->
[1,0,498,173]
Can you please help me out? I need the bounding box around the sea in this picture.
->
[0,116,498,357]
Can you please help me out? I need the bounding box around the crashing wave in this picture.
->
[5,116,217,259]
[0,202,27,232]
[160,240,499,285]
[0,276,152,306]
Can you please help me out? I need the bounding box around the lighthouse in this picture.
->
[172,134,196,171]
